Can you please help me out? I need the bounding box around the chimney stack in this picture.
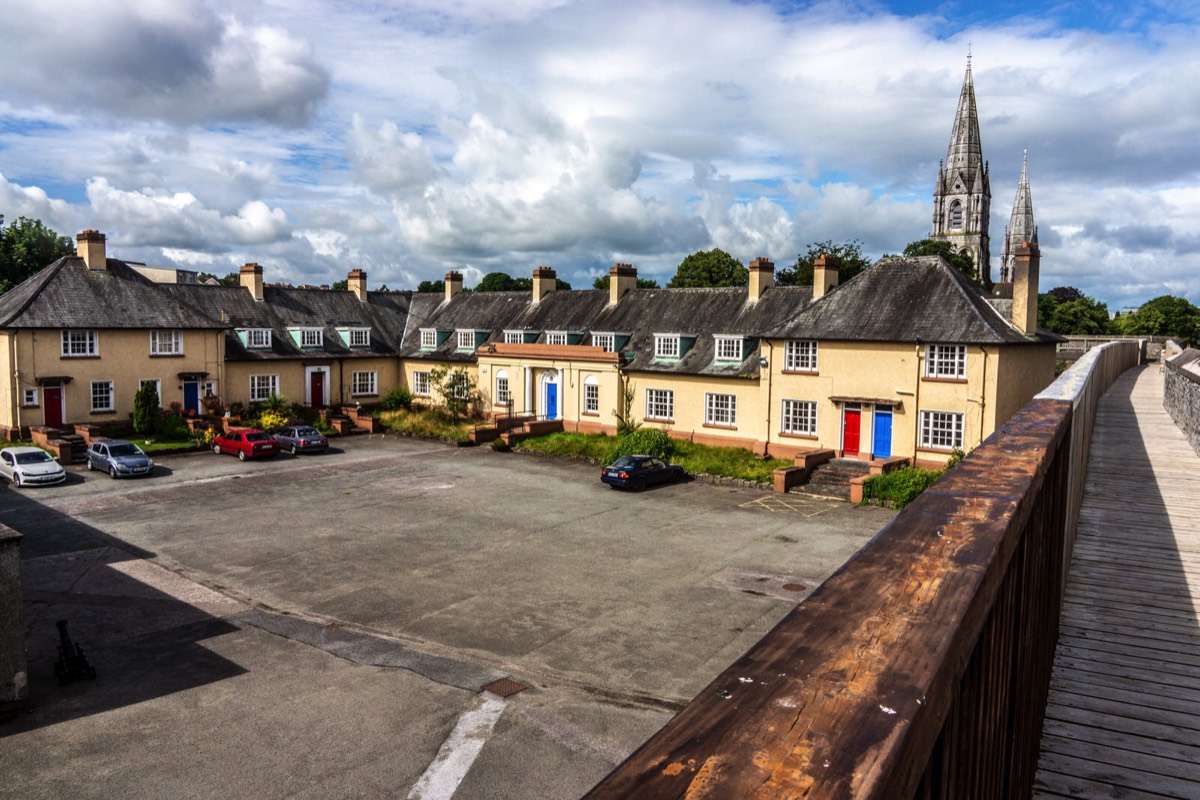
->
[532,266,557,302]
[748,257,774,301]
[609,263,637,304]
[1013,241,1040,335]
[444,271,463,302]
[76,230,106,271]
[240,262,264,301]
[813,254,839,300]
[348,269,368,302]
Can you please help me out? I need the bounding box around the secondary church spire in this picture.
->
[999,150,1036,283]
[931,56,992,287]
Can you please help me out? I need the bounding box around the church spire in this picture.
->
[1000,150,1036,283]
[931,57,992,287]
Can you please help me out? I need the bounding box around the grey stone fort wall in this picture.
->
[1164,349,1200,458]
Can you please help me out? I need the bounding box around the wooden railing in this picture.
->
[586,341,1140,800]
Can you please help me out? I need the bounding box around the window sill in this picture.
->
[917,446,961,454]
[781,369,819,376]
[351,393,378,398]
[645,416,674,424]
[779,431,818,440]
[60,355,99,359]
[89,410,116,415]
[921,377,967,384]
[703,422,737,431]
[150,353,184,358]
[581,410,599,417]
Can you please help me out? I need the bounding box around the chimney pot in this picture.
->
[444,270,463,303]
[533,266,557,302]
[1013,242,1040,335]
[813,254,839,300]
[76,229,107,270]
[240,262,264,301]
[748,257,774,301]
[609,263,638,303]
[348,269,368,302]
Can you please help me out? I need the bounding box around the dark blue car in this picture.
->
[600,455,685,491]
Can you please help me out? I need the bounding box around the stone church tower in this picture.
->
[932,58,991,287]
[999,150,1036,284]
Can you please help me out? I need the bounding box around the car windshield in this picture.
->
[109,444,142,457]
[245,432,271,442]
[609,456,640,469]
[294,427,320,437]
[15,451,54,465]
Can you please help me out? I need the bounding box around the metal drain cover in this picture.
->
[482,678,527,698]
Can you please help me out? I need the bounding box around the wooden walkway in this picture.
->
[1034,365,1200,798]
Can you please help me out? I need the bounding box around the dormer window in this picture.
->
[343,328,370,348]
[296,328,323,348]
[591,332,615,352]
[503,330,525,344]
[456,330,477,351]
[420,329,437,350]
[714,335,743,362]
[245,329,272,349]
[654,334,680,359]
[546,331,568,346]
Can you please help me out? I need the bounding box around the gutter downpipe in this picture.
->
[979,345,988,446]
[913,339,922,457]
[11,331,21,433]
[763,340,772,458]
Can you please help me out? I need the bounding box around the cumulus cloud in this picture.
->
[0,0,328,126]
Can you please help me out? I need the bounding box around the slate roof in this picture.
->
[163,284,412,361]
[0,257,222,329]
[767,257,1062,345]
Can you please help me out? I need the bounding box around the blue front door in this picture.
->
[873,407,893,459]
[183,382,200,415]
[546,383,558,420]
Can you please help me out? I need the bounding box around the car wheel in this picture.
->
[291,444,298,455]
[238,450,247,462]
[631,478,646,492]
[109,466,118,479]
[671,470,685,483]
[213,444,222,454]
[86,459,94,471]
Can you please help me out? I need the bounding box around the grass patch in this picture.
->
[379,407,474,441]
[859,466,944,509]
[516,431,792,483]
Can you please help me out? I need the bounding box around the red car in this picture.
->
[212,429,280,461]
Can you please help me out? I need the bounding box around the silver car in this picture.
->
[0,446,66,487]
[274,425,329,455]
[86,439,155,478]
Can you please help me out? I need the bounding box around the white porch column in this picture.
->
[524,367,533,415]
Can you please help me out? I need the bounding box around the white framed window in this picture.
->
[204,380,218,398]
[645,388,673,421]
[21,388,38,407]
[297,328,323,348]
[781,399,817,436]
[592,333,615,352]
[546,331,568,346]
[924,344,967,380]
[495,371,510,405]
[503,330,525,344]
[150,329,183,355]
[785,340,818,372]
[715,336,743,362]
[347,328,370,347]
[413,371,431,397]
[654,334,680,359]
[246,329,272,349]
[90,380,114,412]
[584,376,599,413]
[250,374,279,402]
[420,329,437,350]
[352,371,377,396]
[61,329,98,357]
[138,379,162,403]
[452,381,469,400]
[456,330,476,351]
[704,393,736,426]
[920,410,964,450]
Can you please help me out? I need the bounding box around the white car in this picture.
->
[0,446,67,487]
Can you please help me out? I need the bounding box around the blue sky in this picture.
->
[1,0,1198,308]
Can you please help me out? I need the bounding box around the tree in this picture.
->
[1043,296,1113,335]
[198,271,240,287]
[899,239,977,283]
[667,249,747,288]
[131,381,160,436]
[476,272,529,292]
[592,275,659,290]
[777,240,872,287]
[429,365,480,421]
[1113,295,1200,342]
[330,279,348,291]
[416,280,442,293]
[0,215,74,292]
[1048,286,1084,303]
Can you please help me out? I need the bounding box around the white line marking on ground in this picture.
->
[407,693,506,800]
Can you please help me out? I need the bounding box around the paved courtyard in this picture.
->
[1,435,895,799]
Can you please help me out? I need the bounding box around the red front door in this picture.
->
[44,386,64,428]
[842,406,861,455]
[309,371,325,407]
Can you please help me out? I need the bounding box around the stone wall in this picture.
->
[0,525,27,715]
[1164,348,1200,457]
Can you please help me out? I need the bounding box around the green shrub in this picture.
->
[258,409,289,433]
[490,438,511,452]
[260,392,289,413]
[313,417,334,435]
[160,414,191,442]
[607,427,675,462]
[860,466,944,510]
[131,382,159,435]
[380,385,413,411]
[100,422,129,438]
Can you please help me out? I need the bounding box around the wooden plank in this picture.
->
[1036,365,1200,798]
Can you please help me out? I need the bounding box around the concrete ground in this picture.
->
[0,434,895,799]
